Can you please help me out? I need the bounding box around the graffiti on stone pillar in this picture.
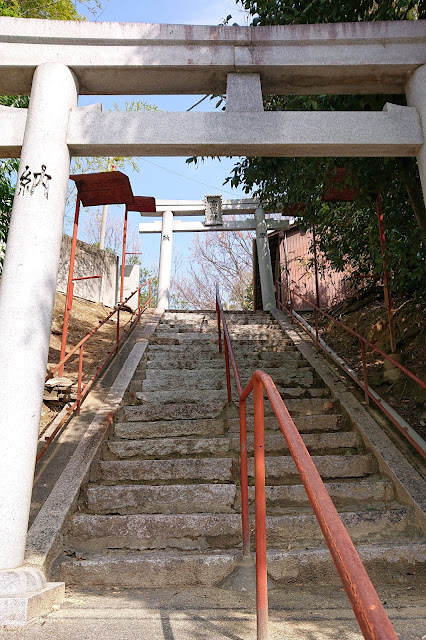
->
[18,164,52,199]
[18,166,32,195]
[30,165,52,199]
[162,234,170,241]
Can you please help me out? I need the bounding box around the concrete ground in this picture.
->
[0,585,424,639]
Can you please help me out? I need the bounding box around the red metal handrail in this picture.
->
[276,280,426,460]
[38,279,152,462]
[216,284,398,640]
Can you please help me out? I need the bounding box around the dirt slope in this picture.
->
[315,287,425,440]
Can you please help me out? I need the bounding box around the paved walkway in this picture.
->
[1,585,424,639]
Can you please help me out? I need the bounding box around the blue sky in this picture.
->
[75,0,253,272]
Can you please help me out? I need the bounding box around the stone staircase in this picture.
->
[61,310,425,589]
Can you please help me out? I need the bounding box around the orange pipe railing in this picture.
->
[216,284,398,640]
[38,279,152,462]
[276,281,426,460]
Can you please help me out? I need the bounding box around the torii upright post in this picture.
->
[157,210,173,310]
[254,207,277,311]
[0,62,78,621]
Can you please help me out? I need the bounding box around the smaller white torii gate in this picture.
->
[140,197,290,311]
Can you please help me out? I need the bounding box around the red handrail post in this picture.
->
[116,308,120,356]
[138,283,141,322]
[289,290,294,322]
[59,196,81,375]
[314,307,320,351]
[149,279,152,307]
[253,374,268,640]
[239,398,250,557]
[224,339,232,404]
[120,206,128,305]
[216,302,222,353]
[76,344,84,416]
[360,338,370,405]
[312,224,321,309]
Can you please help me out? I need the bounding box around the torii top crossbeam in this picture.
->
[0,18,425,96]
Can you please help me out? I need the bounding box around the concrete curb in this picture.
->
[271,309,426,533]
[24,310,163,576]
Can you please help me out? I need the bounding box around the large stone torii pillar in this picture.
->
[406,64,426,210]
[0,62,77,622]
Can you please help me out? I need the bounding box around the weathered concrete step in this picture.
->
[248,479,394,510]
[91,457,235,484]
[113,413,344,440]
[67,509,410,552]
[115,400,232,423]
[247,454,376,480]
[87,484,237,515]
[105,431,359,460]
[61,551,239,588]
[135,387,329,406]
[267,542,426,586]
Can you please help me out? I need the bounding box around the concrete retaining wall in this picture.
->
[57,235,118,308]
[122,264,140,311]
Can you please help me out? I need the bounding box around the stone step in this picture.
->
[86,478,394,516]
[61,551,239,588]
[91,457,235,484]
[105,431,360,460]
[114,418,227,439]
[145,353,308,370]
[141,368,316,390]
[135,387,329,406]
[249,479,395,510]
[247,454,376,481]
[115,399,232,423]
[61,542,426,588]
[151,332,291,345]
[147,343,297,355]
[92,454,373,486]
[67,508,411,552]
[113,414,344,440]
[246,398,337,417]
[86,483,237,515]
[267,542,426,586]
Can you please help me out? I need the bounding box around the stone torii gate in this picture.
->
[142,197,290,311]
[0,16,425,625]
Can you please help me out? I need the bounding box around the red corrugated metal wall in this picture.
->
[278,227,353,310]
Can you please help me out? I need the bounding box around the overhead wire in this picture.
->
[140,158,237,196]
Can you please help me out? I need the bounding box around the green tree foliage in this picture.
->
[227,0,426,295]
[0,0,102,19]
[237,0,421,25]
